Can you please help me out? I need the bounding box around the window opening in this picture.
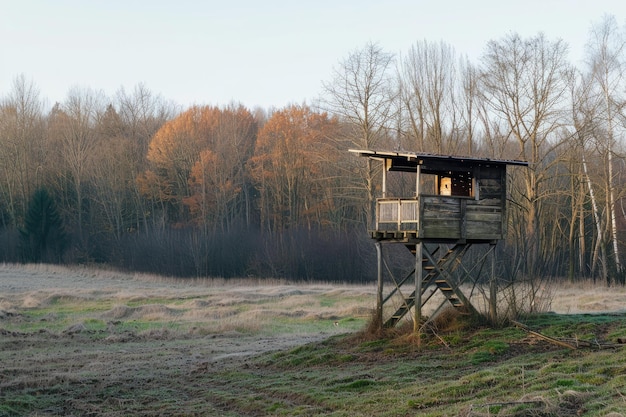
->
[437,171,473,197]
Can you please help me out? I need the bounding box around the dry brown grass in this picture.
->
[4,263,626,338]
[0,262,374,338]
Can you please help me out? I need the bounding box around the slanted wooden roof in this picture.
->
[349,149,528,173]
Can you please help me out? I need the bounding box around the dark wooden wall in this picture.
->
[420,166,506,241]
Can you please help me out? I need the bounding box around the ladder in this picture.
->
[384,243,472,328]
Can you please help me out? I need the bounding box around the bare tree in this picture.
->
[211,104,257,231]
[460,58,480,155]
[479,32,572,279]
[89,104,138,241]
[321,42,396,227]
[566,71,600,281]
[398,40,465,154]
[115,84,174,230]
[116,83,175,163]
[0,75,46,227]
[48,87,105,239]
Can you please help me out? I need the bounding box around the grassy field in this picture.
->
[2,264,626,416]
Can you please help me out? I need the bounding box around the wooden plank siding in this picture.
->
[373,195,505,241]
[419,197,501,240]
[421,196,462,239]
[465,199,503,240]
[419,196,504,241]
[418,167,506,241]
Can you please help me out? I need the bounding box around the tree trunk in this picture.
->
[582,152,608,283]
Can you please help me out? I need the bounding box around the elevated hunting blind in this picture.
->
[350,149,528,329]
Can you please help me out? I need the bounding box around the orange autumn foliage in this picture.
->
[183,149,242,227]
[248,104,339,232]
[138,104,256,227]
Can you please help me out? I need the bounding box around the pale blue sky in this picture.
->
[1,0,624,110]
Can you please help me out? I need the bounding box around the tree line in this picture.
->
[2,15,626,284]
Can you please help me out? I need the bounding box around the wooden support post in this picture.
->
[414,163,422,337]
[414,242,423,335]
[489,243,497,325]
[375,242,383,330]
[382,159,389,198]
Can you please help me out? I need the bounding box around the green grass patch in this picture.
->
[272,342,356,368]
[470,339,510,364]
[335,379,376,391]
[264,315,366,335]
[209,315,626,416]
[319,295,338,307]
[0,394,39,415]
[521,312,620,340]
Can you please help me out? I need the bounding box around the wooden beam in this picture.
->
[376,242,383,330]
[414,242,422,335]
[414,164,422,338]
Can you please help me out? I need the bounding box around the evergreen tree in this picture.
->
[20,188,67,262]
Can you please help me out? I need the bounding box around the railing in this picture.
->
[376,198,419,231]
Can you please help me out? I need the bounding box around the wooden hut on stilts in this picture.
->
[350,149,528,332]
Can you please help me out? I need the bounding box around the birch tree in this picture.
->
[567,71,601,281]
[584,15,626,283]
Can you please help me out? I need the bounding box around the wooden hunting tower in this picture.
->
[350,149,528,329]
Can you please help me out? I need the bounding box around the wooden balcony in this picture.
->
[375,198,419,230]
[371,195,504,243]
